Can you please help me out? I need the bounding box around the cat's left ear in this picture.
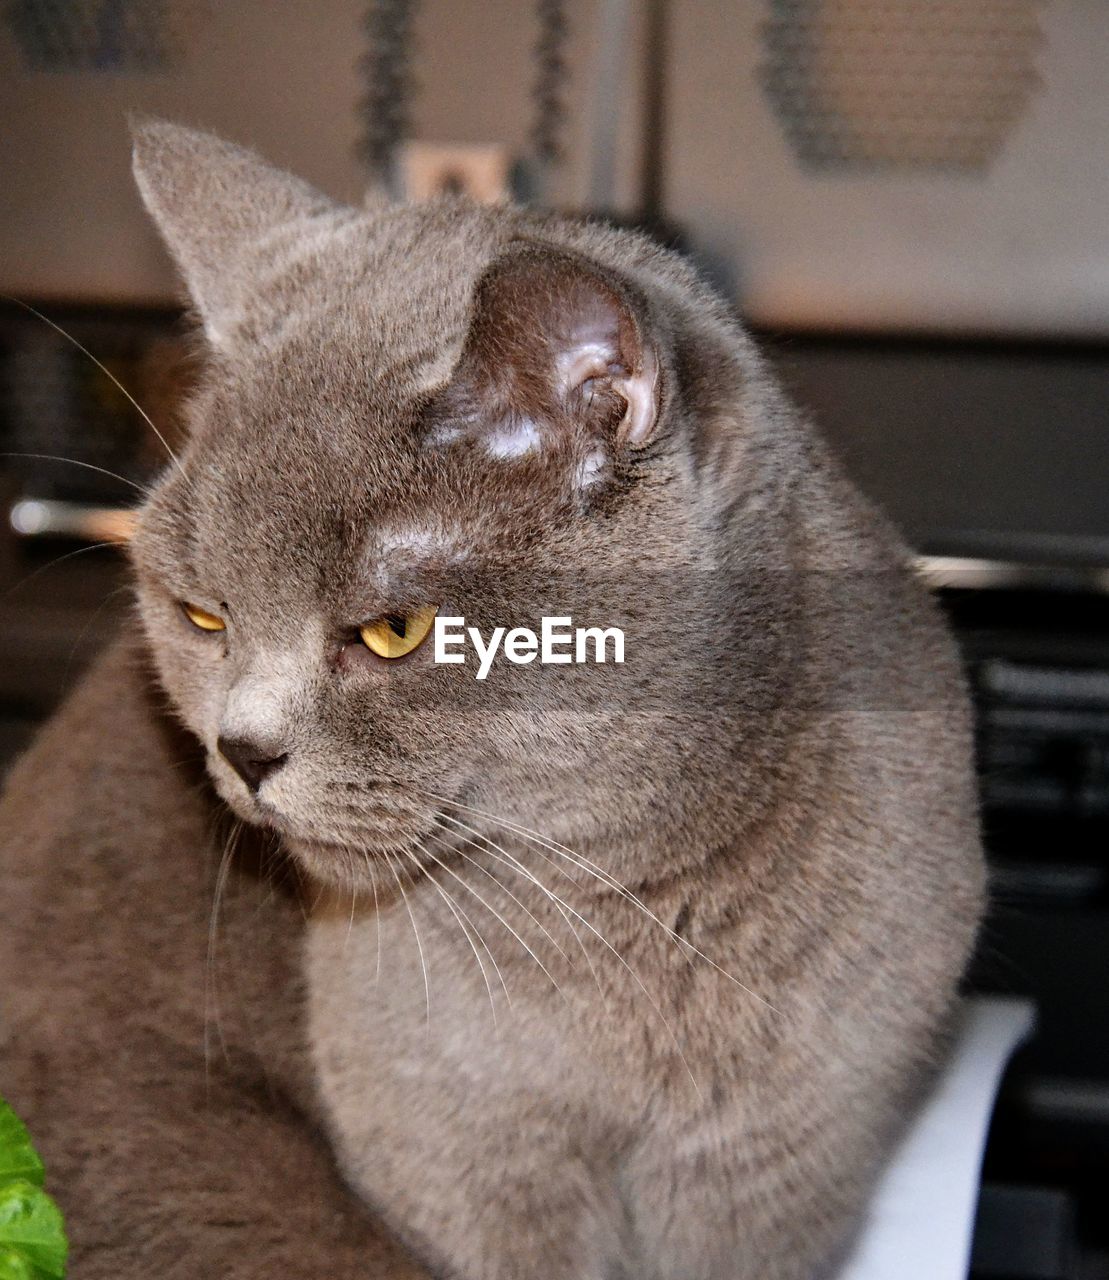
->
[131,118,339,347]
[428,244,663,473]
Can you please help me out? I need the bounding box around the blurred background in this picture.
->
[1,2,1107,1276]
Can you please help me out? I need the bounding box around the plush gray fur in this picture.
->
[0,120,984,1279]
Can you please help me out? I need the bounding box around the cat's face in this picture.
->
[128,122,761,887]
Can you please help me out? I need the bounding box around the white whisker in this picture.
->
[422,789,779,1016]
[2,296,188,482]
[400,842,504,1029]
[345,849,359,948]
[205,818,242,1089]
[425,825,570,965]
[383,849,431,1028]
[431,812,605,1003]
[4,540,119,601]
[369,859,383,985]
[0,451,151,496]
[425,807,702,1099]
[414,832,567,999]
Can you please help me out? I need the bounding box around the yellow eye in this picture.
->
[181,602,226,632]
[359,605,438,659]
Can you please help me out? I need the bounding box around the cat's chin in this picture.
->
[280,834,417,891]
[279,836,352,885]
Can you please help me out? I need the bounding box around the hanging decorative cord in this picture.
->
[357,0,416,191]
[5,0,209,71]
[356,0,570,202]
[531,0,570,171]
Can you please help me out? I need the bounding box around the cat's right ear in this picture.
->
[425,244,664,485]
[130,118,337,347]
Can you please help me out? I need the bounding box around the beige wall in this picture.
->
[2,1,1108,336]
[664,0,1109,337]
[0,0,646,303]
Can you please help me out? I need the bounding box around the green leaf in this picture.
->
[0,1182,67,1280]
[0,1246,38,1280]
[0,1106,43,1190]
[0,1101,67,1279]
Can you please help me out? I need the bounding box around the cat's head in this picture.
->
[128,120,787,886]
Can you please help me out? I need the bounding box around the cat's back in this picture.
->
[1,638,219,1045]
[0,638,426,1278]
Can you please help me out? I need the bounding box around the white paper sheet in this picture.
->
[833,997,1036,1280]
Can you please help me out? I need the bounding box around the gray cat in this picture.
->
[0,120,985,1279]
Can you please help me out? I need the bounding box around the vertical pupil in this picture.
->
[385,614,407,638]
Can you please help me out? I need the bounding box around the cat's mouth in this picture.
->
[233,796,441,888]
[207,757,437,885]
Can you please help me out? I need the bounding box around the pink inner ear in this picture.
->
[546,270,662,448]
[558,335,660,447]
[426,244,663,464]
[615,343,659,445]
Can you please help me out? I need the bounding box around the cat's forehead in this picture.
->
[236,203,501,388]
[191,213,511,457]
[176,383,563,609]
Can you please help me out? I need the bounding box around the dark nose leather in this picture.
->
[217,735,288,793]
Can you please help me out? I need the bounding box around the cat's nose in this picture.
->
[217,735,288,793]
